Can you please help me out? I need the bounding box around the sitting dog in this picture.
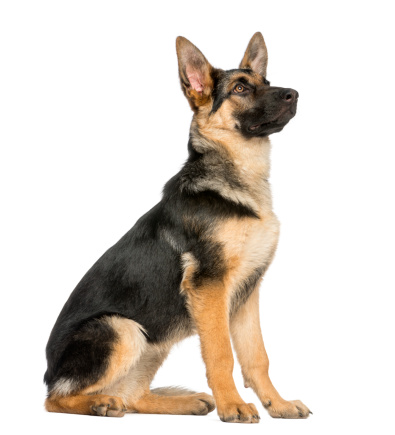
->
[44,32,311,423]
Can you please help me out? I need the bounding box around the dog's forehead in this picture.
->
[216,68,264,88]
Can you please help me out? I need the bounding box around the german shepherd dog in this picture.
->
[44,32,311,423]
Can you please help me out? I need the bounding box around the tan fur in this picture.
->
[101,317,195,405]
[151,386,196,396]
[130,391,215,415]
[49,316,147,398]
[46,316,147,416]
[230,286,311,418]
[223,213,278,315]
[193,104,274,215]
[46,316,202,416]
[81,316,147,395]
[189,138,273,219]
[185,111,281,305]
[180,252,198,294]
[104,340,176,404]
[180,268,260,423]
[178,93,280,423]
[45,394,126,417]
[215,212,279,297]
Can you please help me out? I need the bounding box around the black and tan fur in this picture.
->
[44,32,310,423]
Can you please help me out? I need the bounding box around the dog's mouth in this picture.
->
[248,119,285,132]
[248,106,297,132]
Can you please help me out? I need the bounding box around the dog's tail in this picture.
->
[150,386,197,396]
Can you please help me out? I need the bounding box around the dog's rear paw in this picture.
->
[192,393,216,414]
[91,395,127,417]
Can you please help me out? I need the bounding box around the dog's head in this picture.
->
[176,33,298,139]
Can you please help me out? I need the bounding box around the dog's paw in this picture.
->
[182,393,216,415]
[265,399,311,419]
[218,401,260,423]
[192,393,216,414]
[90,395,127,417]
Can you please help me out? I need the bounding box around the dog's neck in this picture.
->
[188,121,274,215]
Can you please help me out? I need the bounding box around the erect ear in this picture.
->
[176,36,214,111]
[239,32,268,77]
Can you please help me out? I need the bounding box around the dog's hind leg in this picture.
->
[131,389,215,415]
[102,340,215,415]
[45,393,127,417]
[45,315,147,417]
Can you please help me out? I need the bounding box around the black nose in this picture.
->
[280,88,299,103]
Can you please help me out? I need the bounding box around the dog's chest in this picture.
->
[217,212,280,311]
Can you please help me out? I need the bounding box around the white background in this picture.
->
[1,1,394,434]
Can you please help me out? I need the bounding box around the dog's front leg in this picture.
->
[230,285,311,418]
[186,283,260,423]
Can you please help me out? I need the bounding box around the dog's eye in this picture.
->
[233,84,246,94]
